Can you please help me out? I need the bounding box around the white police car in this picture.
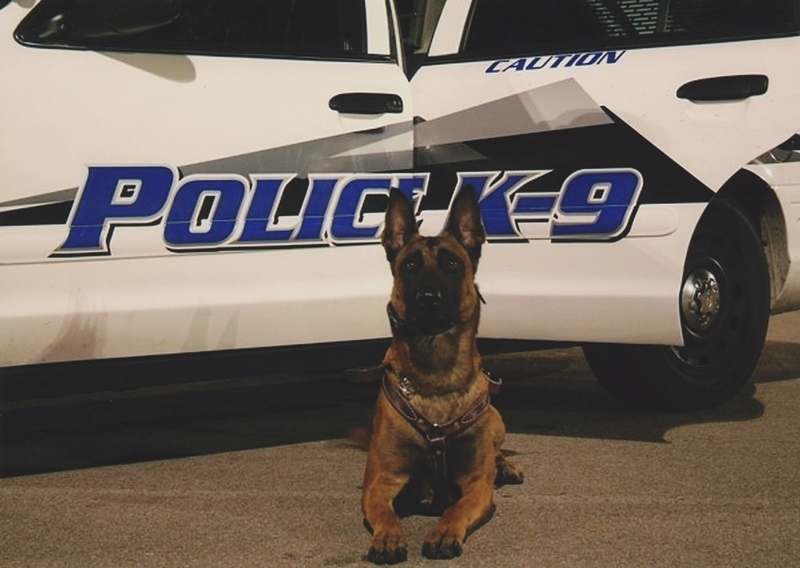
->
[2,0,800,410]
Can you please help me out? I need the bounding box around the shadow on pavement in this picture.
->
[2,338,796,478]
[750,341,800,384]
[487,347,766,444]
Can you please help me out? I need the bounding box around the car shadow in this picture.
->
[1,339,796,478]
[486,345,776,444]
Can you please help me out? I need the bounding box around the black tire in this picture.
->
[583,198,770,411]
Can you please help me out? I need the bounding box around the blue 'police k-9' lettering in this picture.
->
[53,166,641,257]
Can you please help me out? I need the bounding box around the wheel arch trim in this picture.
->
[732,166,800,313]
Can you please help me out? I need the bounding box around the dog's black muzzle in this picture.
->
[387,302,456,338]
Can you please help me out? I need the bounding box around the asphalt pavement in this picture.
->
[1,313,799,567]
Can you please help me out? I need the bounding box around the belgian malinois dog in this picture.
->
[361,186,523,564]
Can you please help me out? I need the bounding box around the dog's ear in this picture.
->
[382,187,419,263]
[443,185,486,265]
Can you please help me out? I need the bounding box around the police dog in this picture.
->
[362,186,523,564]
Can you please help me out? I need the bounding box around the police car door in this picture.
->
[0,0,412,365]
[409,0,800,346]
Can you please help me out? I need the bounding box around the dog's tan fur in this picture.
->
[362,187,522,563]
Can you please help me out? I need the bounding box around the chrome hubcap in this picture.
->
[681,268,721,332]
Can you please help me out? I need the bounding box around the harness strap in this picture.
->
[381,374,493,508]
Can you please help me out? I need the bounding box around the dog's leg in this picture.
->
[362,471,410,565]
[421,453,497,559]
[495,452,524,486]
[362,397,415,565]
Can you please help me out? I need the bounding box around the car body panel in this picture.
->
[2,0,800,368]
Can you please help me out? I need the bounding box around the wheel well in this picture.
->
[717,170,789,311]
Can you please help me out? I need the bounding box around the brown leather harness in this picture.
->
[380,369,501,509]
[345,296,498,510]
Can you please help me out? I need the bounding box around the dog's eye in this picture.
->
[404,259,418,272]
[445,258,462,272]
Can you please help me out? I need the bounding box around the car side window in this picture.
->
[462,0,800,57]
[16,0,369,59]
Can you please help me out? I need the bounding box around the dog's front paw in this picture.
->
[367,531,408,565]
[421,529,464,560]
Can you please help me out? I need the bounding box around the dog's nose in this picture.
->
[416,288,441,307]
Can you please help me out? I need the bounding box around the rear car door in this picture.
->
[0,0,413,365]
[408,0,800,345]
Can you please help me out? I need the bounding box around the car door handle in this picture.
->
[329,93,404,115]
[677,75,769,102]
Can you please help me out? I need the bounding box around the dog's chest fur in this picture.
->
[384,359,488,427]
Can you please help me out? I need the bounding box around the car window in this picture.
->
[462,0,800,57]
[16,0,369,59]
[395,0,445,55]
